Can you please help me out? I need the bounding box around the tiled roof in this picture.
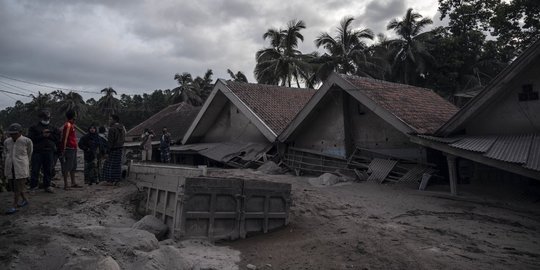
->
[341,75,458,134]
[127,102,200,142]
[225,81,316,135]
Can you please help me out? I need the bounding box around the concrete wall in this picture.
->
[291,90,347,157]
[465,56,540,135]
[201,101,268,143]
[288,89,426,161]
[345,94,426,161]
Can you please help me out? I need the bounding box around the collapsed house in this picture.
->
[176,80,315,167]
[277,72,458,182]
[124,102,201,161]
[412,39,540,195]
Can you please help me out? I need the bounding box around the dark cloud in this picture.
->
[0,0,440,109]
[359,0,407,34]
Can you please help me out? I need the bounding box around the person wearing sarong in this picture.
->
[97,126,108,182]
[159,127,172,163]
[102,115,125,184]
[78,124,101,185]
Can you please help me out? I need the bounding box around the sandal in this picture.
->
[6,208,17,215]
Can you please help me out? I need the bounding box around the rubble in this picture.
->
[132,215,169,241]
[308,173,345,186]
[256,161,282,175]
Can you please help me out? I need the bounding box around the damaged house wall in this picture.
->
[345,93,426,162]
[292,90,347,157]
[202,100,268,144]
[286,85,426,162]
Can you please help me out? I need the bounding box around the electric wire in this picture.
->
[0,91,18,101]
[0,89,31,97]
[0,80,37,95]
[0,73,101,94]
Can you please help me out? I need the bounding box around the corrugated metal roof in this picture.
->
[525,135,540,171]
[449,136,497,152]
[170,142,271,162]
[418,133,540,172]
[484,134,533,163]
[417,135,463,144]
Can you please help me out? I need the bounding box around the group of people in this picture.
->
[1,109,126,214]
[140,127,172,163]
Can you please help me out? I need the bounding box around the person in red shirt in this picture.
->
[60,110,81,190]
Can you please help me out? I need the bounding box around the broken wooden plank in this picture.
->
[367,158,398,183]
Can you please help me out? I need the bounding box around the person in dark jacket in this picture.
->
[78,124,102,185]
[102,114,125,185]
[159,127,172,163]
[97,126,108,182]
[27,109,60,193]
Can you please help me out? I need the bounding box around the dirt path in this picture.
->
[1,170,539,270]
[216,170,540,270]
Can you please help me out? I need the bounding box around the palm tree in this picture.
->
[315,17,374,79]
[97,87,121,119]
[58,91,86,116]
[26,92,53,114]
[193,69,214,102]
[172,72,202,105]
[364,33,393,80]
[227,69,248,83]
[386,8,434,84]
[254,19,313,87]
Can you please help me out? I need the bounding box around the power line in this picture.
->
[0,89,31,97]
[0,73,101,94]
[0,91,18,101]
[0,80,37,95]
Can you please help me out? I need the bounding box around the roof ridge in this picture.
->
[224,79,314,91]
[339,74,435,92]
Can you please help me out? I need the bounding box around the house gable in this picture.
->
[201,100,268,143]
[464,55,540,135]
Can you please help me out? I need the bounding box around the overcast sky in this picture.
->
[0,0,443,109]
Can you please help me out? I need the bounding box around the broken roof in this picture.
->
[279,73,458,141]
[126,102,201,142]
[437,39,540,136]
[182,80,315,144]
[416,134,540,179]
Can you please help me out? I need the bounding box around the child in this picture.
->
[3,123,33,214]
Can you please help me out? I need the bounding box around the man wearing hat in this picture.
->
[3,123,33,214]
[28,109,60,193]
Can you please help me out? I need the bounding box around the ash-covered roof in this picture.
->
[126,102,200,142]
[340,75,458,134]
[225,81,316,135]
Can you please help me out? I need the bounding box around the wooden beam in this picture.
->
[411,136,540,181]
[446,154,458,196]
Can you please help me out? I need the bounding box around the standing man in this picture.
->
[159,127,172,163]
[140,128,154,162]
[59,110,81,190]
[28,109,60,193]
[102,114,125,185]
[4,123,33,214]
